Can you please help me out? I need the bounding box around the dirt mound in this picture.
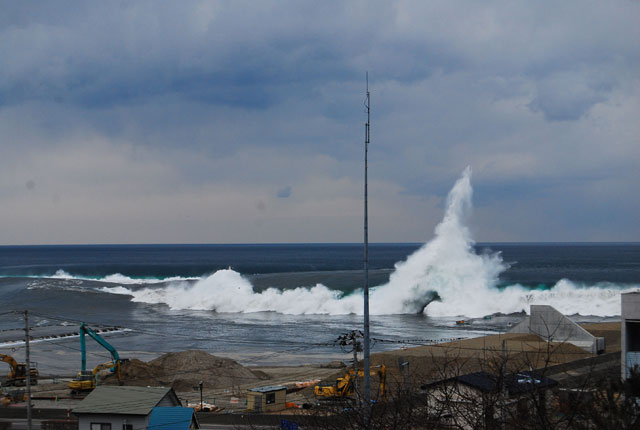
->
[321,360,346,369]
[103,350,267,391]
[119,358,159,383]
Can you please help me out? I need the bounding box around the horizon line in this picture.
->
[1,241,639,247]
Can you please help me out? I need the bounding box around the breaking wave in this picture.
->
[101,167,639,317]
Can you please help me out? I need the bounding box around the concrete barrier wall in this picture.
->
[509,305,604,354]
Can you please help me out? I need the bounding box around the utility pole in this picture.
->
[501,339,507,430]
[25,310,32,430]
[337,330,363,403]
[363,72,372,423]
[398,357,411,393]
[352,342,360,403]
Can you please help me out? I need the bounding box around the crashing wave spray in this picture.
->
[372,166,637,317]
[102,167,498,315]
[103,167,637,316]
[369,166,507,316]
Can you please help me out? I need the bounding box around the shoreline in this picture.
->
[1,321,622,415]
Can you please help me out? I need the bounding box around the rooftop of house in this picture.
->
[422,370,558,396]
[72,385,180,415]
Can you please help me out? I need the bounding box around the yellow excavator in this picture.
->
[314,364,386,399]
[0,353,38,386]
[69,360,122,393]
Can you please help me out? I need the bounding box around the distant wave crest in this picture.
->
[50,269,200,285]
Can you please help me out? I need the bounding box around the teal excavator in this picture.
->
[69,322,126,394]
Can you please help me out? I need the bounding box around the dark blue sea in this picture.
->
[0,243,637,372]
[2,242,639,286]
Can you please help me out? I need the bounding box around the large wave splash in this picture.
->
[102,167,637,317]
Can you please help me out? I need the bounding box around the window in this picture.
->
[123,426,133,430]
[266,392,276,404]
[90,424,111,430]
[627,321,640,351]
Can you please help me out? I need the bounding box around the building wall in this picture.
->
[264,389,286,412]
[246,393,260,411]
[158,394,179,407]
[78,414,147,430]
[622,292,640,379]
[510,305,604,353]
[530,306,586,341]
[426,381,554,429]
[246,390,286,412]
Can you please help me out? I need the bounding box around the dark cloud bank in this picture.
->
[0,1,638,244]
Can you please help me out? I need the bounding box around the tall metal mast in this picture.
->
[25,310,32,430]
[363,72,371,419]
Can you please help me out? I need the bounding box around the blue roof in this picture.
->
[149,407,198,430]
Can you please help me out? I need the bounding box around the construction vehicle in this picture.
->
[69,360,122,393]
[314,364,386,399]
[69,322,126,394]
[1,353,38,386]
[0,384,26,406]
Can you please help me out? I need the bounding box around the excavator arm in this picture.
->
[79,322,120,372]
[92,360,122,383]
[0,354,19,376]
[92,361,118,376]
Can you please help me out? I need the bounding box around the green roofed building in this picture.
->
[72,385,182,430]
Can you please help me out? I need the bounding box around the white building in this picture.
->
[622,291,640,379]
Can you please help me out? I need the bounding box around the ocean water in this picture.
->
[0,170,638,370]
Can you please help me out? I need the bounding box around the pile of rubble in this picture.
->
[105,350,267,391]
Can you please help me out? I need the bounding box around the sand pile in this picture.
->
[104,350,267,391]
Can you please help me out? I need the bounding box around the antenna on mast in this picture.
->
[363,71,372,422]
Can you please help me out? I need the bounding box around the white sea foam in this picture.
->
[101,274,201,284]
[101,167,639,317]
[51,269,74,279]
[48,270,200,284]
[102,270,360,314]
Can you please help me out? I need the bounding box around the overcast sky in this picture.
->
[1,1,638,245]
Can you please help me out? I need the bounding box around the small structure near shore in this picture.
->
[509,305,605,354]
[246,385,287,412]
[622,291,640,379]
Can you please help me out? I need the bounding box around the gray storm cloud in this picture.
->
[0,0,638,244]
